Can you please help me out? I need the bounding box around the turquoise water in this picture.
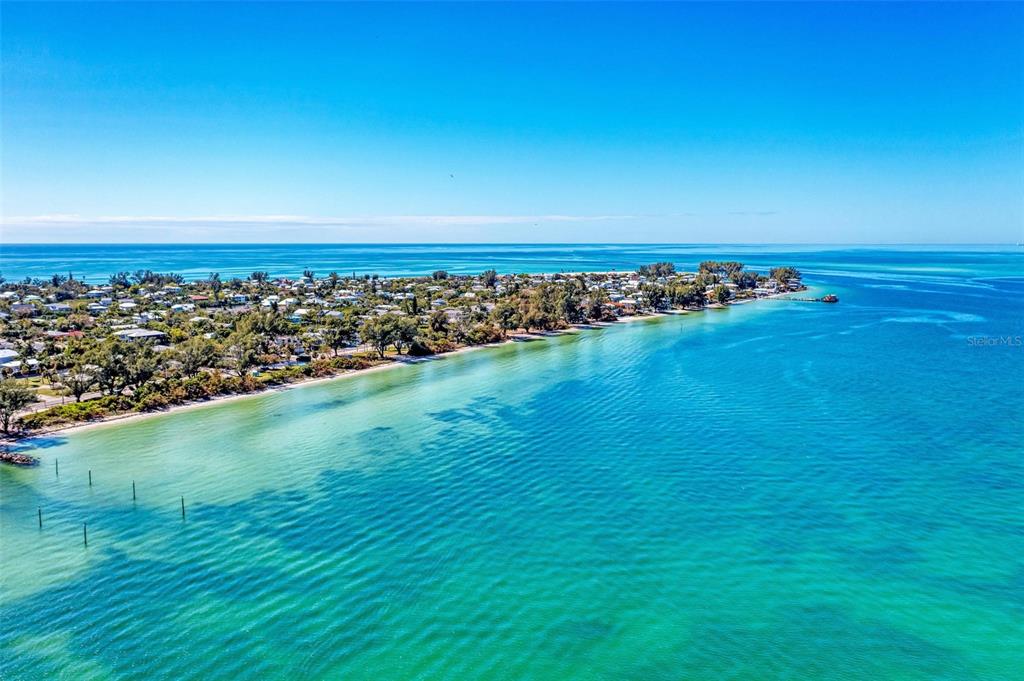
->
[1,247,1023,679]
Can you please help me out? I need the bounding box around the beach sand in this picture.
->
[6,313,674,443]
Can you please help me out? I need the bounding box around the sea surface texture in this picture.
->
[1,246,1022,680]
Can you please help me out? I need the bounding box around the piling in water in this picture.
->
[133,481,136,501]
[88,470,92,486]
[83,523,88,547]
[55,459,59,477]
[181,496,185,519]
[38,507,42,528]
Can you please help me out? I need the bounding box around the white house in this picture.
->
[112,328,168,343]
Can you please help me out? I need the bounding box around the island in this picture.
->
[0,261,805,444]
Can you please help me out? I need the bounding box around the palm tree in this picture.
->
[208,272,223,303]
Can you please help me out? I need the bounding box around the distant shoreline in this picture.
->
[1,243,1013,284]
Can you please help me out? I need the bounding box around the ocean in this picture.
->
[1,242,1019,283]
[1,245,1022,680]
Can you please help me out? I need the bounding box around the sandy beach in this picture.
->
[5,313,677,444]
[4,295,811,446]
[4,289,808,447]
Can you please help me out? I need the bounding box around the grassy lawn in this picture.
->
[14,376,63,397]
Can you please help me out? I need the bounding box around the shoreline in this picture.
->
[5,291,800,447]
[6,313,671,444]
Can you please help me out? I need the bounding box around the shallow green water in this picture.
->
[1,249,1022,679]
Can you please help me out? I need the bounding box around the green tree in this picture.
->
[693,272,719,290]
[770,266,800,285]
[713,285,732,304]
[0,379,36,433]
[90,338,131,395]
[208,272,223,303]
[125,342,161,391]
[731,271,759,289]
[639,283,667,311]
[517,292,552,332]
[175,336,218,377]
[671,284,705,308]
[360,313,418,357]
[391,316,418,354]
[225,331,261,376]
[361,315,395,358]
[638,262,676,278]
[481,269,498,288]
[428,309,449,336]
[557,281,585,323]
[109,271,131,288]
[490,300,519,337]
[583,287,607,320]
[699,261,744,276]
[532,285,561,330]
[322,315,358,356]
[62,364,97,402]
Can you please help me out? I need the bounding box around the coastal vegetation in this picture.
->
[0,262,802,438]
[0,379,36,433]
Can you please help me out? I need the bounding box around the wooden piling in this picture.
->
[181,496,185,519]
[133,481,136,501]
[55,459,59,477]
[88,470,92,486]
[83,523,88,547]
[38,507,42,528]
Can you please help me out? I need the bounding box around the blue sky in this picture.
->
[2,2,1022,244]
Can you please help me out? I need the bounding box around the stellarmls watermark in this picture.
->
[966,335,1023,348]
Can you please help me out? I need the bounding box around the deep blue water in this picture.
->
[1,242,1019,283]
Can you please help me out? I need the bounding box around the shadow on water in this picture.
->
[622,606,974,681]
[10,435,70,451]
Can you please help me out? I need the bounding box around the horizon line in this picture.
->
[2,241,1020,247]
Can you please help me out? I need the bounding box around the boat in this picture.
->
[822,294,839,303]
